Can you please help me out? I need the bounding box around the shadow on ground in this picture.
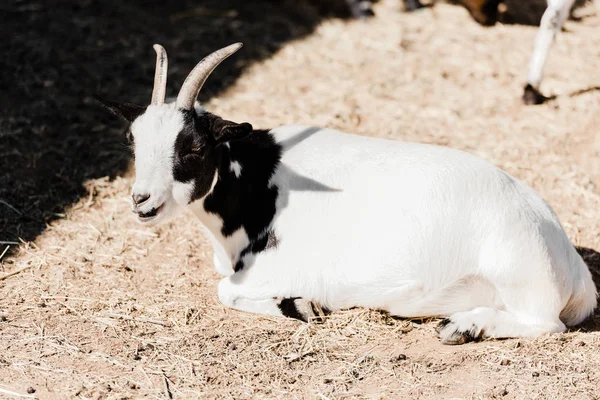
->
[0,0,356,250]
[575,247,600,331]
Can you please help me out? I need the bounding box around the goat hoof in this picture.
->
[278,297,329,323]
[436,317,482,345]
[523,84,548,105]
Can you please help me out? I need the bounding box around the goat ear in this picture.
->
[211,116,253,145]
[95,96,147,122]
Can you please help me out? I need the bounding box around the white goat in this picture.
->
[349,0,585,104]
[454,0,586,104]
[99,44,596,344]
[523,0,578,104]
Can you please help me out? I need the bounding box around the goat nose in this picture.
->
[132,193,151,205]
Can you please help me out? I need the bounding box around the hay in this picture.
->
[1,0,600,398]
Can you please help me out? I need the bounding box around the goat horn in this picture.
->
[151,44,168,105]
[176,43,243,110]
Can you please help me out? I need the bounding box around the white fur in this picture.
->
[129,104,194,224]
[205,125,595,341]
[526,0,576,91]
[230,160,242,178]
[132,115,597,343]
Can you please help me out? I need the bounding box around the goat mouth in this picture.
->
[136,203,165,222]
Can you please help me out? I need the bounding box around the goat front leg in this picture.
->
[523,0,576,104]
[217,276,328,322]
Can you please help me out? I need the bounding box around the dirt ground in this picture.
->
[2,0,600,398]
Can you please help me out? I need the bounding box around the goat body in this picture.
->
[100,44,597,344]
[208,124,597,344]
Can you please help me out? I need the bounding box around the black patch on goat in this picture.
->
[278,297,306,321]
[173,111,221,200]
[203,128,282,240]
[436,318,483,344]
[175,111,320,314]
[172,109,282,270]
[522,84,549,105]
[247,230,279,254]
[95,96,147,122]
[234,260,245,273]
[234,230,279,272]
[278,298,330,322]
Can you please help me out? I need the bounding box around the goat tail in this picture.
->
[560,253,597,326]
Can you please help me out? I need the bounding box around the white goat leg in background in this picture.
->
[523,0,576,104]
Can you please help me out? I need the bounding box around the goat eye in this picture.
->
[181,146,201,160]
[126,130,134,143]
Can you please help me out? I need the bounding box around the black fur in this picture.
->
[437,318,483,344]
[234,260,245,272]
[277,297,330,322]
[278,297,306,321]
[99,99,283,272]
[234,230,279,272]
[172,111,222,201]
[479,0,501,26]
[171,109,282,272]
[95,96,147,122]
[522,84,549,105]
[247,231,278,254]
[436,318,451,330]
[203,127,282,239]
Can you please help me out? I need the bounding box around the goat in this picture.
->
[348,0,581,104]
[449,0,580,104]
[454,0,579,104]
[99,44,597,344]
[522,0,578,104]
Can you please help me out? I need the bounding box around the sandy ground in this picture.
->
[2,0,600,398]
